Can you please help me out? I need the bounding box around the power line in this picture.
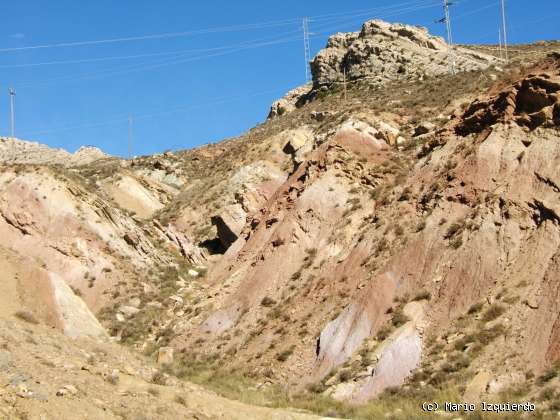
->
[0,42,276,69]
[310,0,440,23]
[0,1,443,90]
[0,0,441,55]
[0,2,439,71]
[466,11,559,44]
[18,87,287,137]
[0,19,302,54]
[451,1,499,21]
[9,32,304,89]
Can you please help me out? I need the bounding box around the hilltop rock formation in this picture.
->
[268,19,498,119]
[311,19,497,88]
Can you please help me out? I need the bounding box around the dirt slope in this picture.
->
[0,316,326,419]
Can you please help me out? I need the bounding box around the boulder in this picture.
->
[310,111,332,122]
[157,347,174,366]
[413,122,436,137]
[282,131,310,155]
[268,85,311,119]
[464,371,491,402]
[119,306,140,317]
[211,205,247,250]
[128,297,141,308]
[487,373,525,394]
[162,224,207,266]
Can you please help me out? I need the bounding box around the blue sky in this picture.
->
[0,0,558,157]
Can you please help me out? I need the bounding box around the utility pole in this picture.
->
[303,17,311,84]
[8,88,15,138]
[128,114,133,159]
[443,0,456,75]
[500,0,509,63]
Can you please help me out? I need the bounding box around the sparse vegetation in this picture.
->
[261,297,277,307]
[481,304,506,322]
[468,302,484,315]
[412,290,431,301]
[14,310,39,325]
[276,346,295,362]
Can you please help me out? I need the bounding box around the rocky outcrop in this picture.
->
[456,72,560,135]
[211,161,287,251]
[268,85,312,119]
[2,247,107,339]
[311,19,497,88]
[212,205,247,250]
[0,137,107,166]
[327,302,426,402]
[156,221,207,265]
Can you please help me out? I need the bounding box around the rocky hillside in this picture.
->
[1,18,560,419]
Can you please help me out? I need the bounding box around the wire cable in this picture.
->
[0,0,448,54]
[18,87,289,137]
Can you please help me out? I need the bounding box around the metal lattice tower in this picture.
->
[498,26,503,60]
[500,0,509,63]
[443,0,456,75]
[8,88,16,138]
[303,17,311,83]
